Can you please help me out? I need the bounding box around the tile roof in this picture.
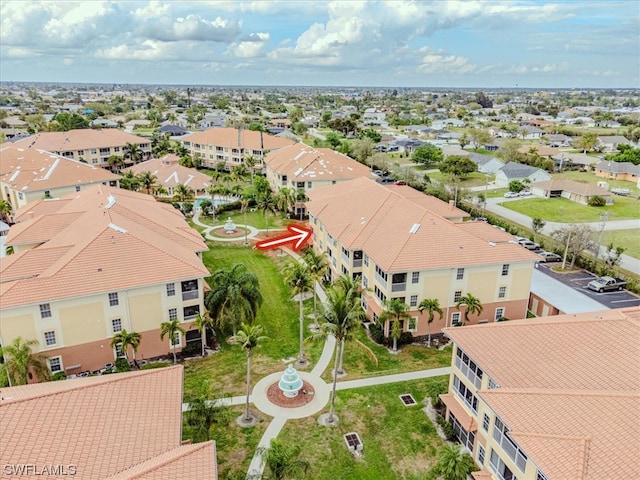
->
[595,160,640,175]
[516,145,560,157]
[126,155,211,190]
[182,127,296,151]
[1,185,208,308]
[498,161,543,178]
[307,178,537,272]
[439,393,477,431]
[11,129,150,151]
[264,143,372,181]
[445,307,640,480]
[0,145,119,192]
[0,366,217,480]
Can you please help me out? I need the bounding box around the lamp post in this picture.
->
[594,211,610,266]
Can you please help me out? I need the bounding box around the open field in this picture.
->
[277,377,450,480]
[499,196,640,222]
[598,229,640,260]
[427,171,491,188]
[194,208,293,230]
[552,170,640,194]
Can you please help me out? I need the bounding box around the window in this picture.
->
[183,305,200,320]
[478,445,486,465]
[489,378,498,389]
[456,268,464,280]
[39,303,52,319]
[48,356,62,373]
[361,297,368,312]
[108,292,119,306]
[449,412,476,451]
[453,375,478,413]
[75,185,81,192]
[536,470,549,480]
[493,417,528,472]
[362,275,368,288]
[170,331,181,347]
[18,192,24,200]
[454,290,462,302]
[452,312,461,326]
[495,307,505,321]
[114,343,125,358]
[483,413,490,431]
[374,285,387,303]
[112,318,122,333]
[169,308,178,321]
[410,295,418,307]
[364,254,369,266]
[78,150,84,155]
[411,272,419,284]
[455,347,484,388]
[44,331,56,346]
[307,181,312,188]
[501,264,510,276]
[44,190,51,198]
[341,265,348,275]
[498,286,506,299]
[166,283,176,296]
[408,317,418,332]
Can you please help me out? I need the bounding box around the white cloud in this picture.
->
[95,40,171,61]
[229,32,270,58]
[417,53,477,74]
[131,1,171,18]
[142,14,241,42]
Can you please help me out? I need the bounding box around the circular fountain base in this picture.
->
[267,380,315,408]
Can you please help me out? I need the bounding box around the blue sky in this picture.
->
[1,1,638,88]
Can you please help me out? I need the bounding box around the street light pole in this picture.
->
[594,211,609,266]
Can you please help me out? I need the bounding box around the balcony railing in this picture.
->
[375,272,387,288]
[391,282,406,292]
[353,259,363,268]
[182,290,198,301]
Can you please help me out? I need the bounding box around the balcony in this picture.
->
[181,280,199,301]
[375,272,387,288]
[353,259,363,268]
[391,282,406,292]
[182,290,198,301]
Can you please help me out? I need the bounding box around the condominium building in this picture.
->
[0,366,218,479]
[181,127,296,170]
[306,178,539,338]
[0,185,209,377]
[441,307,640,480]
[11,129,151,170]
[0,144,120,211]
[264,143,373,216]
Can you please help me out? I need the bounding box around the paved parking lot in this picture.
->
[536,263,640,309]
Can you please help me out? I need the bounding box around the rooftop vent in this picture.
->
[105,195,116,209]
[409,223,421,234]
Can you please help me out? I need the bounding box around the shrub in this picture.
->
[368,323,385,345]
[588,195,606,207]
[51,371,67,381]
[181,342,201,358]
[216,200,242,214]
[115,357,130,372]
[140,361,171,370]
[437,416,457,441]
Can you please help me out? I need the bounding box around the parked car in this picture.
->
[587,276,627,293]
[537,251,561,262]
[378,177,395,184]
[373,169,387,176]
[504,192,519,198]
[519,190,532,196]
[518,239,540,251]
[393,180,407,185]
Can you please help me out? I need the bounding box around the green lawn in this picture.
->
[426,171,492,188]
[598,229,640,260]
[552,170,640,194]
[499,196,640,222]
[278,377,450,480]
[183,245,324,400]
[196,208,293,230]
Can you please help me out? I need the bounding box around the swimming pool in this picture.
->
[194,197,231,208]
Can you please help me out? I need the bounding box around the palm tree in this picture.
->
[153,185,168,197]
[313,284,377,424]
[119,170,141,191]
[185,395,228,442]
[275,187,295,215]
[0,200,12,224]
[205,263,263,336]
[230,323,267,424]
[301,248,329,330]
[333,274,364,375]
[160,319,186,364]
[110,329,142,366]
[137,171,157,194]
[261,438,309,480]
[240,195,251,245]
[455,293,483,326]
[0,337,49,385]
[193,311,213,357]
[378,298,411,353]
[431,444,477,480]
[107,154,125,173]
[283,261,312,366]
[245,155,258,184]
[173,183,194,202]
[123,142,144,165]
[418,298,443,347]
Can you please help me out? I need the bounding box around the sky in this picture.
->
[1,0,638,88]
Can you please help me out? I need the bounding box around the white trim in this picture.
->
[48,356,63,373]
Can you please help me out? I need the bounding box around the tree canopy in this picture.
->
[439,155,477,178]
[412,144,444,166]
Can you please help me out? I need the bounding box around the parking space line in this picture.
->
[611,299,640,304]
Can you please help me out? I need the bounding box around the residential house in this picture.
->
[0,144,120,211]
[0,185,209,376]
[594,160,640,184]
[516,145,560,158]
[393,138,427,153]
[159,124,190,137]
[89,118,119,128]
[597,135,631,153]
[432,119,465,129]
[0,366,218,479]
[530,179,612,205]
[441,307,640,480]
[517,125,544,140]
[181,127,296,170]
[495,162,551,188]
[306,178,539,340]
[362,109,388,126]
[265,143,372,216]
[542,133,572,148]
[10,129,151,170]
[466,153,505,175]
[125,154,211,198]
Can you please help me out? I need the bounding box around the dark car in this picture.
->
[378,177,395,184]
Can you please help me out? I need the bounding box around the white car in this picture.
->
[503,192,519,198]
[519,190,532,196]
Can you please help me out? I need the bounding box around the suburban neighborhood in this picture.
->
[1,2,640,479]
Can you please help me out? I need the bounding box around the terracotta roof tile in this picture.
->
[439,393,477,431]
[0,367,217,480]
[182,127,295,150]
[11,129,150,152]
[126,155,212,191]
[307,178,538,272]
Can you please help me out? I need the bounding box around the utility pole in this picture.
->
[561,230,572,270]
[593,211,610,266]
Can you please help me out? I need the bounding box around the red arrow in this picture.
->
[256,224,312,252]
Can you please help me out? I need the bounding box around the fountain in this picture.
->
[223,217,237,234]
[278,364,303,398]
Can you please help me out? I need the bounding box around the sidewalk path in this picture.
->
[335,367,452,391]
